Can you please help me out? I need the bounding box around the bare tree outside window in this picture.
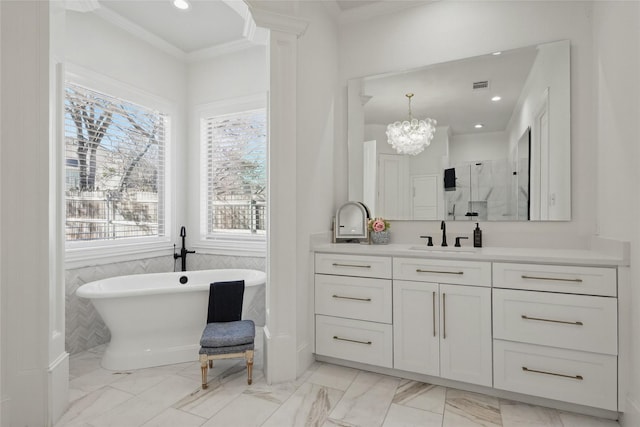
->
[204,109,266,236]
[65,83,167,241]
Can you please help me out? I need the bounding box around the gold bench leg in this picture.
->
[246,350,254,385]
[200,354,209,389]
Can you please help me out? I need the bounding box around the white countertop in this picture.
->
[313,242,627,267]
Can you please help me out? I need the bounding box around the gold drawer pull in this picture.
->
[521,275,583,283]
[521,315,583,326]
[332,294,372,302]
[333,336,372,345]
[416,269,464,275]
[522,366,583,380]
[332,263,371,269]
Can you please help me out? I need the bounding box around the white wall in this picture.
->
[338,1,596,248]
[591,2,640,425]
[450,131,508,165]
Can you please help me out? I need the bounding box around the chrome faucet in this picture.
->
[440,221,448,247]
[174,226,196,272]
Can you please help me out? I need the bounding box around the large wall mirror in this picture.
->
[348,40,571,221]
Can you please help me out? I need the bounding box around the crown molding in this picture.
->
[93,6,187,61]
[247,6,309,37]
[65,0,100,13]
[338,0,435,25]
[186,38,260,63]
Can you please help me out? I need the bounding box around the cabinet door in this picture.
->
[440,284,492,386]
[393,280,439,376]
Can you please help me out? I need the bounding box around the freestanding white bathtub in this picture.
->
[76,269,266,371]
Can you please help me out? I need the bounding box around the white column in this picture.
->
[248,5,308,383]
[0,1,56,425]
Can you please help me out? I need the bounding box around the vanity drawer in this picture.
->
[493,340,617,411]
[493,289,617,355]
[315,253,392,279]
[315,274,392,323]
[315,315,393,368]
[493,263,616,296]
[393,257,491,286]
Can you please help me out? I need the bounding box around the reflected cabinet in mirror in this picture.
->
[348,40,570,221]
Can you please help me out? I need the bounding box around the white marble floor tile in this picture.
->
[89,375,200,427]
[307,363,359,391]
[139,407,207,427]
[328,371,401,427]
[69,350,103,380]
[175,366,257,419]
[200,394,280,427]
[558,411,620,426]
[55,386,134,427]
[443,388,502,427]
[262,382,344,427]
[381,403,444,427]
[499,401,562,426]
[68,369,126,403]
[392,379,447,415]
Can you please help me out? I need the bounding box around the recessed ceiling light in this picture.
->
[173,0,190,10]
[474,124,484,129]
[491,96,501,102]
[492,51,502,56]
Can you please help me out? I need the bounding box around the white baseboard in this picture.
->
[296,341,313,378]
[48,352,69,426]
[621,396,640,426]
[263,326,296,384]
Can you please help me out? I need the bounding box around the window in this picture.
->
[202,107,267,242]
[64,82,167,243]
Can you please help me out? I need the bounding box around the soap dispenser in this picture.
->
[473,223,482,248]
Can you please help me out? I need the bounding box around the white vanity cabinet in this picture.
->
[313,247,623,414]
[492,262,618,411]
[314,253,393,367]
[393,258,493,387]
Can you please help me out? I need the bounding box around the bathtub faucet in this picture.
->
[174,226,196,272]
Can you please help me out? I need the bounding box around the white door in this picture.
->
[393,280,439,376]
[439,284,492,386]
[378,154,410,219]
[412,174,438,220]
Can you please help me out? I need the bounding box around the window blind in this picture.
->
[64,82,167,242]
[203,108,266,236]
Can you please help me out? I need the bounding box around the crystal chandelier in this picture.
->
[386,93,437,156]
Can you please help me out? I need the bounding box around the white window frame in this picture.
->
[64,64,176,268]
[194,94,267,257]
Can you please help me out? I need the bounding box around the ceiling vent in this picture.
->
[473,80,490,90]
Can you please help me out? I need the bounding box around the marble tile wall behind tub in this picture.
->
[66,254,266,355]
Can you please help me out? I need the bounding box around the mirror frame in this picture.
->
[334,201,370,242]
[347,40,571,222]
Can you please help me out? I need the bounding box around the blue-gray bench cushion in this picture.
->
[200,320,255,348]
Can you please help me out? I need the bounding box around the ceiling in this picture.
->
[361,46,538,135]
[97,0,246,53]
[65,0,424,58]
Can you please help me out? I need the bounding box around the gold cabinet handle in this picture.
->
[332,294,372,302]
[432,291,436,337]
[521,275,583,283]
[442,292,446,339]
[332,263,371,269]
[522,366,583,380]
[521,315,583,326]
[333,336,372,345]
[417,269,463,275]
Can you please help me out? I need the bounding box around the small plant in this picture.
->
[368,217,390,232]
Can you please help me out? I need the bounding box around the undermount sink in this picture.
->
[408,246,478,254]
